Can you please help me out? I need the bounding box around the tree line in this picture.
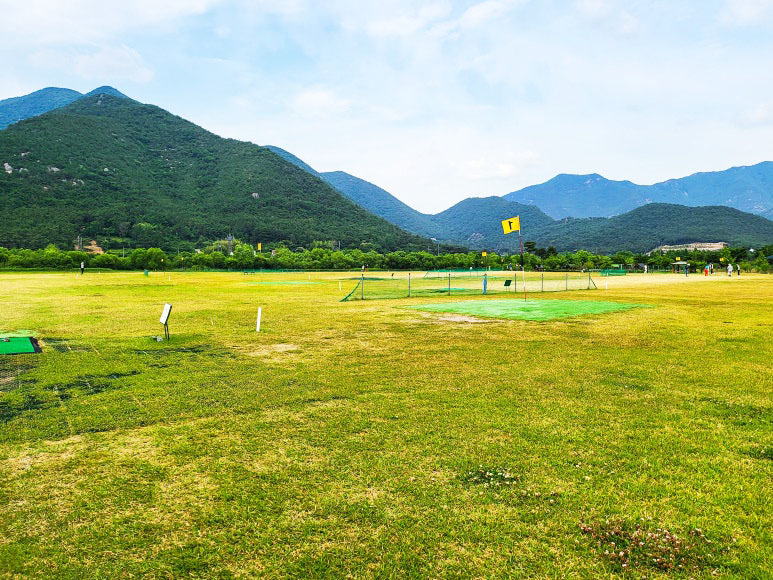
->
[0,242,770,273]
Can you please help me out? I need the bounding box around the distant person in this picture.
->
[80,261,84,275]
[684,264,688,277]
[737,265,741,276]
[644,264,648,274]
[727,263,733,277]
[704,265,709,276]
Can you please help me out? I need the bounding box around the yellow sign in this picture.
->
[675,257,680,261]
[257,242,262,251]
[482,251,487,257]
[719,257,724,262]
[501,216,520,234]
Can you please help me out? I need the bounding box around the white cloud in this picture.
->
[0,0,221,47]
[29,45,154,84]
[574,0,640,34]
[363,2,451,37]
[291,87,352,117]
[741,103,773,126]
[460,151,540,181]
[429,0,523,39]
[721,0,773,24]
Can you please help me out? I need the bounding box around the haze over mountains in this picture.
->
[1,86,772,253]
[504,165,773,220]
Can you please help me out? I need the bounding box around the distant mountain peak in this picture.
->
[84,86,130,99]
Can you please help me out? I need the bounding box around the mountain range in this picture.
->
[266,146,773,252]
[504,165,773,220]
[1,85,772,253]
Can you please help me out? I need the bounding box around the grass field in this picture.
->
[0,270,771,577]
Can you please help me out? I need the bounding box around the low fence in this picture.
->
[341,271,597,301]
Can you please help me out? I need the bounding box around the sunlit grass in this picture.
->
[0,271,771,577]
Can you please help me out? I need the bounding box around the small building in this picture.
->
[671,260,689,273]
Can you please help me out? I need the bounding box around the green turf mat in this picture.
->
[405,299,646,321]
[0,337,39,355]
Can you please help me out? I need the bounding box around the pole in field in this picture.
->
[256,307,262,332]
[501,215,524,300]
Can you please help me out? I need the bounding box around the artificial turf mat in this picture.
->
[406,299,646,321]
[0,337,41,355]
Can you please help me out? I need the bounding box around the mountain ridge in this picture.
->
[504,163,773,219]
[0,86,129,130]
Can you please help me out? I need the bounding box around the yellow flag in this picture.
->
[258,242,262,251]
[501,216,520,234]
[482,251,487,257]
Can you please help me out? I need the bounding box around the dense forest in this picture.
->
[0,95,429,252]
[2,241,769,273]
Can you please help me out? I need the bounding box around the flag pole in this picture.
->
[519,232,526,301]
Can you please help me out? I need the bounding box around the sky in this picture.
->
[2,0,773,213]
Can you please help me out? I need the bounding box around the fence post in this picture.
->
[408,272,411,297]
[448,271,451,295]
[565,272,568,291]
[361,273,364,300]
[541,272,544,292]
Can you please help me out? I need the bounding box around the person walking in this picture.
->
[80,261,85,275]
[737,265,741,276]
[727,263,733,277]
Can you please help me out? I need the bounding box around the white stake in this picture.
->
[339,281,342,291]
[256,307,262,332]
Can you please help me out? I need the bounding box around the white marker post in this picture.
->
[256,307,262,332]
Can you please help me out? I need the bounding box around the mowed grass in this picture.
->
[0,271,770,578]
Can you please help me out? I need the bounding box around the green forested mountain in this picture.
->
[531,203,773,253]
[319,171,438,237]
[0,95,430,251]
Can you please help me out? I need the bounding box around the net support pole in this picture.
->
[408,272,411,297]
[448,271,451,295]
[541,272,544,292]
[361,273,364,300]
[566,273,568,291]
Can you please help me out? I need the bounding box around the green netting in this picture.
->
[423,269,488,278]
[405,299,646,321]
[341,272,597,301]
[601,269,628,276]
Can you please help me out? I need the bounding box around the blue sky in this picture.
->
[2,0,773,212]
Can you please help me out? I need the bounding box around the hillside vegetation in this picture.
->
[533,203,773,253]
[0,96,429,251]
